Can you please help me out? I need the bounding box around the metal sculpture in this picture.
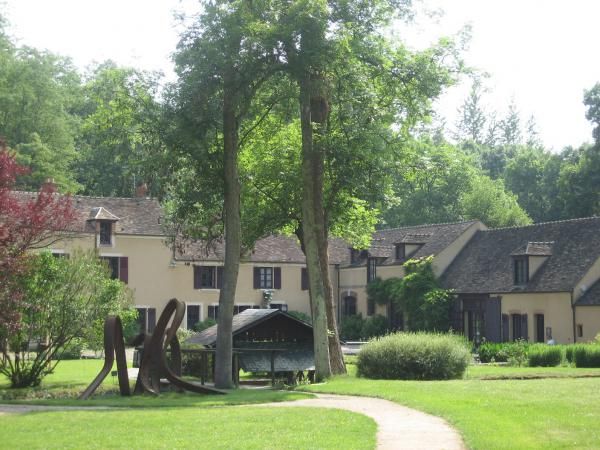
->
[80,298,225,399]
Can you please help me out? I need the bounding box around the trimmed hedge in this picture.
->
[527,344,563,367]
[357,332,471,380]
[573,345,600,368]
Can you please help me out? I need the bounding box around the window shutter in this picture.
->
[521,314,528,341]
[502,314,509,342]
[193,266,202,289]
[274,267,281,289]
[148,308,156,333]
[119,257,128,284]
[217,266,224,289]
[253,267,260,289]
[301,268,308,290]
[484,297,502,343]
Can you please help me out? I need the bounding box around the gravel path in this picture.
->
[255,393,465,450]
[0,393,465,449]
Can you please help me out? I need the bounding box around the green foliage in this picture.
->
[356,332,471,380]
[527,345,563,367]
[192,318,217,333]
[366,277,398,306]
[477,342,510,363]
[361,315,389,340]
[340,315,365,341]
[286,310,312,325]
[0,250,133,388]
[53,339,85,361]
[394,256,454,332]
[573,345,600,368]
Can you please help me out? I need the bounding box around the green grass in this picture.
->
[465,364,600,379]
[301,367,600,449]
[1,360,376,449]
[0,407,376,449]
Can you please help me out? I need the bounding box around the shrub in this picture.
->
[506,340,529,366]
[478,342,509,363]
[287,310,312,324]
[361,315,389,339]
[356,332,471,380]
[341,315,365,341]
[193,318,217,333]
[54,338,85,360]
[527,345,563,367]
[573,345,600,368]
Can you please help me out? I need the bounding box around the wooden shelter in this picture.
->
[186,309,314,380]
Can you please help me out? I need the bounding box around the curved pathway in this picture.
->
[254,393,465,450]
[0,394,465,449]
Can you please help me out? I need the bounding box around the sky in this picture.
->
[3,0,599,150]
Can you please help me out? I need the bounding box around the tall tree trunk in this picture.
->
[214,70,241,389]
[312,115,346,375]
[299,75,331,381]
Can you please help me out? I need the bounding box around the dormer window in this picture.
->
[513,256,529,285]
[367,257,377,282]
[99,221,112,246]
[350,248,361,264]
[395,244,405,261]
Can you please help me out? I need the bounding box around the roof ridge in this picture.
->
[376,219,479,233]
[482,216,600,232]
[12,190,156,201]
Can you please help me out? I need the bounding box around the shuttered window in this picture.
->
[253,267,281,289]
[193,266,223,289]
[535,314,545,343]
[187,305,201,330]
[301,268,308,290]
[101,256,128,284]
[208,305,219,320]
[136,307,156,334]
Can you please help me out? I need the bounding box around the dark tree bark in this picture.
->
[214,68,241,389]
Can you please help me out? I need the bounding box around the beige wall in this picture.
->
[50,232,313,329]
[498,292,573,343]
[574,307,600,342]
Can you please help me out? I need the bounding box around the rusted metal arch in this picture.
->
[81,298,225,399]
[79,316,130,400]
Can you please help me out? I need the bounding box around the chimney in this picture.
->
[135,182,148,198]
[42,177,56,192]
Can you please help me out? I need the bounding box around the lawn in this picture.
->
[0,359,377,449]
[301,364,600,449]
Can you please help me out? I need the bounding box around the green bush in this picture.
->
[341,315,365,341]
[54,339,85,360]
[527,345,563,367]
[287,310,312,324]
[573,345,600,368]
[193,318,217,333]
[478,342,509,363]
[361,315,389,339]
[356,332,471,380]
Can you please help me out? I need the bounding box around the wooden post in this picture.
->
[270,350,275,386]
[233,353,239,388]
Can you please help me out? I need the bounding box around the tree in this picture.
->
[0,139,77,337]
[76,62,164,197]
[461,175,531,227]
[168,0,283,388]
[0,25,81,192]
[584,82,600,142]
[455,78,487,144]
[0,251,133,388]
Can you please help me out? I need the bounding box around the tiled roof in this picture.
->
[186,309,313,346]
[13,192,164,236]
[177,234,351,265]
[347,220,480,267]
[441,217,600,294]
[575,280,600,306]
